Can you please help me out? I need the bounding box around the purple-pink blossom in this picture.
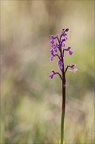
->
[49,73,54,79]
[49,70,55,79]
[64,47,73,55]
[50,39,54,44]
[69,50,73,55]
[71,64,78,73]
[58,60,63,70]
[65,64,78,73]
[73,68,78,73]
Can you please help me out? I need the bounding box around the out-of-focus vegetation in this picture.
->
[1,0,95,144]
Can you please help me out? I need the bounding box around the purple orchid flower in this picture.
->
[49,28,77,144]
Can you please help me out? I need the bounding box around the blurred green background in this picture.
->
[1,0,95,144]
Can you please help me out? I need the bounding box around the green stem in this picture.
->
[61,110,64,144]
[61,71,66,144]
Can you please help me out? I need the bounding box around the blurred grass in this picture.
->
[1,0,95,144]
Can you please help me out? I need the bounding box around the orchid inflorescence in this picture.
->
[49,28,77,80]
[49,28,77,144]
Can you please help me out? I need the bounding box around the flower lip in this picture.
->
[58,60,63,70]
[50,56,53,61]
[62,42,65,47]
[69,50,73,55]
[59,65,63,70]
[49,74,54,79]
[50,49,54,55]
[50,39,54,44]
[73,68,78,73]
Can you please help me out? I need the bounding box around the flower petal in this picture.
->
[73,68,78,73]
[50,56,53,61]
[69,50,73,55]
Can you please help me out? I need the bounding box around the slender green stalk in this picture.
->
[61,110,64,144]
[61,68,66,144]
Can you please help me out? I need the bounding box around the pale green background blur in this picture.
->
[1,0,95,144]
